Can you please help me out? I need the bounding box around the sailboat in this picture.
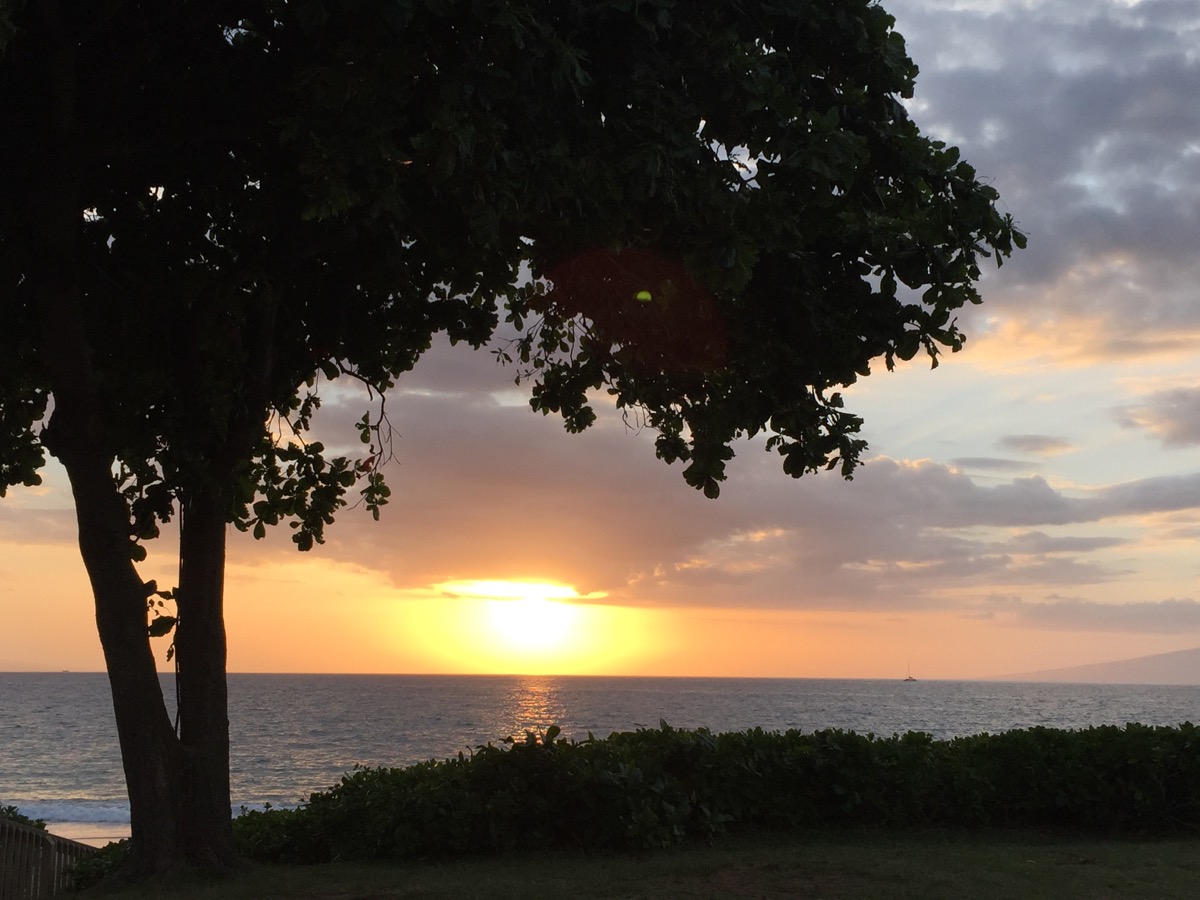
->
[904,664,916,682]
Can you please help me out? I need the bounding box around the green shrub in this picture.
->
[233,722,1200,865]
[1,805,46,830]
[67,839,129,891]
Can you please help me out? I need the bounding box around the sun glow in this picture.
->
[436,579,594,657]
[437,579,587,603]
[486,596,580,651]
[401,579,651,674]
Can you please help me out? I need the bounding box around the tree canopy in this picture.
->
[2,0,1022,517]
[0,0,1023,875]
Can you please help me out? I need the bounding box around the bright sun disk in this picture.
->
[423,579,624,673]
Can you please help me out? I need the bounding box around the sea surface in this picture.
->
[3,672,1198,846]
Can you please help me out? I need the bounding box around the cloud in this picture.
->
[1003,530,1127,555]
[1095,473,1200,517]
[273,334,1200,619]
[996,435,1075,456]
[1115,387,1200,447]
[884,0,1200,364]
[0,506,77,546]
[1012,597,1200,634]
[951,457,1036,473]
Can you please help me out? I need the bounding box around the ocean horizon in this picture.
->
[4,672,1198,846]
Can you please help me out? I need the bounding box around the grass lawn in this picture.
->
[87,829,1200,899]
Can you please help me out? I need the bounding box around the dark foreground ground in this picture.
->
[85,828,1200,900]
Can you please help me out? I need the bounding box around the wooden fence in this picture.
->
[0,818,98,900]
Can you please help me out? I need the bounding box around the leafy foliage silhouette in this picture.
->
[1,0,1022,876]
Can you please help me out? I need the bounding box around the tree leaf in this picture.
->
[147,616,177,638]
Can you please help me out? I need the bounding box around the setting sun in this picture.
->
[486,596,580,652]
[436,580,594,661]
[389,579,658,675]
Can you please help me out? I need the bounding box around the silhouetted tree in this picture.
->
[0,0,1022,876]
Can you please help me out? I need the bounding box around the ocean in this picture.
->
[3,672,1198,846]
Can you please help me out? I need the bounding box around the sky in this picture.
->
[4,0,1200,679]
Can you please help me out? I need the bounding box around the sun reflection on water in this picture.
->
[499,676,569,740]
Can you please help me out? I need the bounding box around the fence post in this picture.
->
[0,817,99,899]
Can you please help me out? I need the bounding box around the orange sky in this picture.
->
[4,331,1200,680]
[5,0,1200,680]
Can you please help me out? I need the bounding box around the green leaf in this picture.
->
[147,615,177,638]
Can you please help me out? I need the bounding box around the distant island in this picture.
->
[1001,646,1200,685]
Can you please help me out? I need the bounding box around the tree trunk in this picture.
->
[28,12,189,877]
[57,449,188,876]
[173,487,238,868]
[28,2,240,876]
[49,440,241,875]
[42,304,241,873]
